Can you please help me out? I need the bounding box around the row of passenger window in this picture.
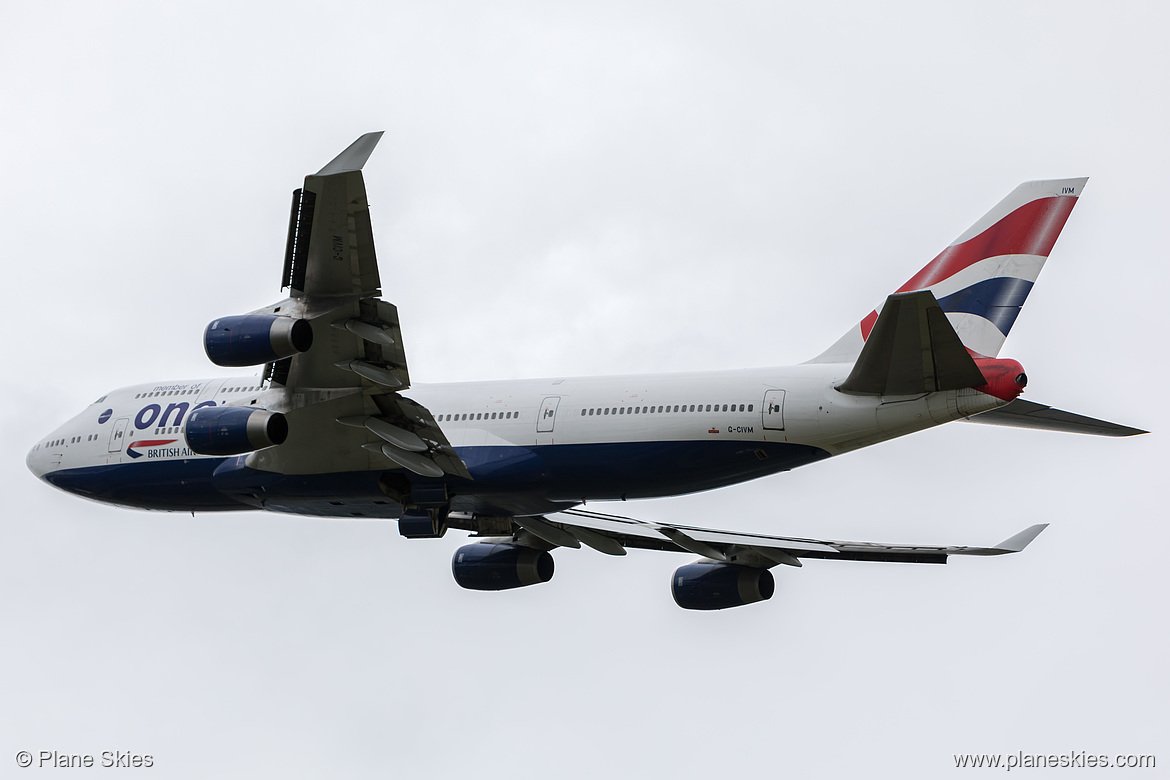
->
[42,433,100,448]
[133,385,260,400]
[581,403,754,416]
[437,411,522,422]
[435,403,755,424]
[135,389,199,399]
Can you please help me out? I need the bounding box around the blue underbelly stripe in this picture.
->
[42,439,830,512]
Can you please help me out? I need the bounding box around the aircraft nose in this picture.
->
[26,440,47,480]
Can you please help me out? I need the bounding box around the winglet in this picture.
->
[992,523,1048,553]
[315,131,384,176]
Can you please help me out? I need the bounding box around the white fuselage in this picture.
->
[28,362,1004,517]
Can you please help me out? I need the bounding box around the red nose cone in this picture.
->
[973,358,1027,401]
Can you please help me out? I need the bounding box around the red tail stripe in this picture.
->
[859,309,879,341]
[896,196,1077,293]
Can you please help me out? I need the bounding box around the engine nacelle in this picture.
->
[671,562,775,610]
[185,407,288,456]
[204,315,313,367]
[451,543,554,591]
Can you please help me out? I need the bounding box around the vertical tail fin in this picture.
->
[811,178,1088,363]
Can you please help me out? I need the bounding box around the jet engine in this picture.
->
[204,314,313,367]
[671,562,775,610]
[185,407,288,456]
[451,543,554,591]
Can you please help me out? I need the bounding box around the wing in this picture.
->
[497,508,1047,567]
[247,133,470,480]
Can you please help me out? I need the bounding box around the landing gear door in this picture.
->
[108,418,129,453]
[762,390,786,431]
[537,396,561,433]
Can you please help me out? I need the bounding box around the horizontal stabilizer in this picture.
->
[966,398,1147,437]
[838,290,986,395]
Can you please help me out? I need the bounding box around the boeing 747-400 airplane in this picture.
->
[27,133,1145,609]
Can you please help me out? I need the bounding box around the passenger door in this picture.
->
[108,418,129,453]
[762,390,786,431]
[537,396,561,433]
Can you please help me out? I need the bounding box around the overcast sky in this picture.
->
[2,2,1166,777]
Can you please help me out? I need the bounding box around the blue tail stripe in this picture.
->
[935,277,1034,336]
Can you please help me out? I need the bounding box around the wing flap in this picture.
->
[375,394,472,480]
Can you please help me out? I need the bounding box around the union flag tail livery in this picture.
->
[28,135,1145,610]
[813,178,1087,363]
